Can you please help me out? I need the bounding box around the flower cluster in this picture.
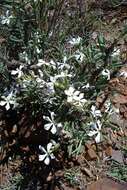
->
[0,32,117,165]
[65,87,87,107]
[87,106,102,143]
[88,120,102,143]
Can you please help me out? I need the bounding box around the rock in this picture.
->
[46,172,53,182]
[117,131,124,137]
[85,143,92,150]
[87,178,127,190]
[55,170,64,177]
[110,113,124,128]
[111,150,124,164]
[124,130,127,137]
[112,95,127,104]
[86,148,98,160]
[105,146,112,157]
[77,155,85,165]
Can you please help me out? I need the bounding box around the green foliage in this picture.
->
[1,174,23,190]
[109,0,122,7]
[64,168,80,186]
[108,161,127,182]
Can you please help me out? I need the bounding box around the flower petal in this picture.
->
[39,154,46,161]
[73,95,80,101]
[74,90,80,96]
[44,123,52,131]
[11,70,18,75]
[57,123,62,128]
[18,71,22,78]
[88,130,97,137]
[97,120,102,130]
[67,96,73,103]
[91,123,97,130]
[95,110,101,117]
[79,93,84,99]
[51,124,57,134]
[47,142,53,152]
[44,156,50,165]
[39,145,47,153]
[50,112,55,120]
[91,105,95,112]
[50,140,56,146]
[95,132,101,143]
[50,153,55,159]
[43,116,52,122]
[68,87,75,95]
[81,98,87,103]
[64,90,69,96]
[5,103,10,110]
[9,100,16,105]
[0,101,6,106]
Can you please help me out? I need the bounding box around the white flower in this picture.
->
[37,59,50,67]
[112,106,119,114]
[1,10,13,25]
[43,112,62,134]
[104,100,119,115]
[47,71,72,94]
[50,60,57,69]
[53,71,72,80]
[11,65,24,78]
[88,120,102,143]
[21,78,30,88]
[82,83,90,89]
[112,48,120,57]
[119,71,127,78]
[19,51,30,64]
[104,100,112,113]
[91,105,102,118]
[101,69,110,80]
[58,61,70,70]
[39,140,56,165]
[48,31,53,37]
[0,92,17,110]
[46,76,56,94]
[46,81,55,94]
[36,77,45,88]
[38,69,43,78]
[74,51,85,62]
[29,70,45,87]
[65,87,87,106]
[63,56,67,63]
[69,36,82,46]
[34,0,42,2]
[36,47,41,54]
